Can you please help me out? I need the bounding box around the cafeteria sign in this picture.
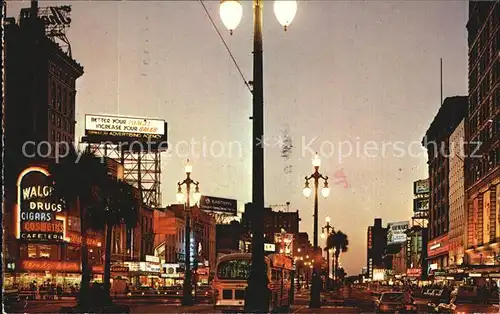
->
[16,167,67,242]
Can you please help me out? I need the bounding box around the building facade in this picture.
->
[3,2,91,290]
[242,204,300,240]
[423,96,468,272]
[366,218,387,279]
[168,205,217,272]
[448,120,467,268]
[465,1,500,271]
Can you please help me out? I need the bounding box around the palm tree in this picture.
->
[101,179,139,303]
[327,230,349,284]
[49,150,109,309]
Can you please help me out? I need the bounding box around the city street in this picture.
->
[7,289,371,313]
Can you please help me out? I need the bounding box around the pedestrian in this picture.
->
[57,285,63,300]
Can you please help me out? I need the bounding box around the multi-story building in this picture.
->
[4,2,82,165]
[366,218,388,279]
[465,1,500,271]
[168,204,216,272]
[242,203,300,253]
[422,96,468,273]
[3,2,90,290]
[216,221,245,255]
[153,209,185,264]
[448,120,467,268]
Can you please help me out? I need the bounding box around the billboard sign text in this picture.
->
[387,221,409,245]
[414,179,429,195]
[199,196,237,215]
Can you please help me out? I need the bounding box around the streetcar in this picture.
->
[212,253,293,312]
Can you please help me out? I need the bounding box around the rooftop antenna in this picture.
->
[440,58,443,105]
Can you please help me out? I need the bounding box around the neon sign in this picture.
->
[16,167,67,242]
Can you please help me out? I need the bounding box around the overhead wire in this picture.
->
[199,0,253,94]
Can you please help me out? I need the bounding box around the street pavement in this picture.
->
[5,287,415,313]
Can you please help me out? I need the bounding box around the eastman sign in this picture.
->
[17,167,66,241]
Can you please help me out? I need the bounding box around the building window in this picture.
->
[67,245,80,261]
[56,86,61,111]
[51,82,56,107]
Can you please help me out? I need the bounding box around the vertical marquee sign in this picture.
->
[16,167,67,241]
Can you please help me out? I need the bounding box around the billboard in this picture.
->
[413,198,429,212]
[387,221,409,245]
[414,179,429,195]
[199,196,237,215]
[84,114,168,151]
[16,167,67,242]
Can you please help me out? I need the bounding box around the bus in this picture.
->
[212,253,293,312]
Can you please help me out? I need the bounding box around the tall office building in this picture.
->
[464,1,500,269]
[366,218,387,279]
[422,96,468,273]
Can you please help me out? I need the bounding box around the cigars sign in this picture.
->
[16,167,67,242]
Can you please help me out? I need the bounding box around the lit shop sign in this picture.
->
[146,255,160,263]
[274,232,294,256]
[264,243,276,252]
[16,167,67,242]
[407,268,422,277]
[19,260,79,273]
[373,269,385,281]
[67,232,102,247]
[427,235,448,257]
[123,261,160,273]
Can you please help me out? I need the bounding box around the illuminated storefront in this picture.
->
[124,256,161,288]
[161,263,183,287]
[8,166,104,290]
[427,234,449,277]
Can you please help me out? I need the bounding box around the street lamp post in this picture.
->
[176,159,201,306]
[303,153,330,308]
[219,1,297,312]
[321,217,333,289]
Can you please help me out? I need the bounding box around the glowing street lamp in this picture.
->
[219,1,298,311]
[176,159,201,306]
[303,152,329,308]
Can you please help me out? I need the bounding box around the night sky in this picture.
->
[8,0,468,274]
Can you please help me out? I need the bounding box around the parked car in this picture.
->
[4,288,21,306]
[127,286,157,297]
[428,295,498,314]
[196,285,212,297]
[157,286,182,296]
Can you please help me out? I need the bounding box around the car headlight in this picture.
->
[142,292,144,295]
[127,292,132,297]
